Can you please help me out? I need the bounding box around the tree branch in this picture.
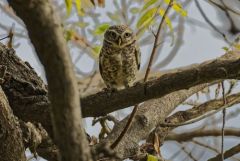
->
[166,129,240,142]
[0,86,26,161]
[160,92,240,127]
[98,83,210,159]
[81,50,240,117]
[1,42,240,122]
[208,143,240,161]
[0,44,240,159]
[8,0,92,161]
[20,121,58,161]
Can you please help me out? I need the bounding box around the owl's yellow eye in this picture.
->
[124,32,131,38]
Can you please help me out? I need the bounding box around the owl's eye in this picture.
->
[109,31,117,39]
[124,32,131,38]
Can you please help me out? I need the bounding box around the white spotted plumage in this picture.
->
[99,25,141,90]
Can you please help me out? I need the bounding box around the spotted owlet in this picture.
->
[99,25,141,90]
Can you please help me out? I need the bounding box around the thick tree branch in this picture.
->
[146,90,239,153]
[1,42,240,122]
[166,129,240,142]
[0,43,51,134]
[98,83,211,159]
[0,86,26,161]
[161,92,240,127]
[0,44,240,159]
[8,1,92,161]
[81,50,240,117]
[20,121,58,161]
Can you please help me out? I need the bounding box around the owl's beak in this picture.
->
[118,37,122,46]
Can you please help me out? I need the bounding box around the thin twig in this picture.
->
[0,3,24,26]
[110,0,174,149]
[192,140,219,154]
[208,0,240,16]
[7,24,15,48]
[194,0,230,44]
[178,142,198,161]
[0,35,9,41]
[208,144,240,161]
[221,81,227,161]
[82,71,97,93]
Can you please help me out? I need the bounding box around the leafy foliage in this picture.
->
[63,0,188,75]
[136,0,187,34]
[94,24,110,35]
[142,0,158,11]
[137,7,157,29]
[159,8,173,32]
[65,0,73,16]
[172,2,187,17]
[92,45,101,58]
[75,0,83,16]
[147,154,158,161]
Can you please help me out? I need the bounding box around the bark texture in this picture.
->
[82,50,240,117]
[0,43,51,133]
[8,1,92,161]
[98,83,211,158]
[0,86,26,161]
[0,45,240,160]
[0,41,240,158]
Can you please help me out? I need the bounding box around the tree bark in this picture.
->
[81,50,240,117]
[0,43,240,159]
[8,1,92,161]
[97,83,211,158]
[0,86,26,161]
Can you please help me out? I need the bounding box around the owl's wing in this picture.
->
[135,45,141,70]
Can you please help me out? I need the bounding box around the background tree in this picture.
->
[0,0,240,161]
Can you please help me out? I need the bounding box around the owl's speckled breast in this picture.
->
[99,42,138,89]
[99,25,141,89]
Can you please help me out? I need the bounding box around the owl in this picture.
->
[99,25,141,90]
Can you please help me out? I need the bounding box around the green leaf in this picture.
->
[92,46,101,53]
[130,7,140,14]
[147,154,158,161]
[159,8,173,32]
[172,2,187,17]
[76,0,84,16]
[164,0,188,17]
[137,7,157,28]
[142,0,158,11]
[163,0,171,4]
[136,19,156,39]
[107,12,120,21]
[64,30,74,41]
[77,22,89,28]
[94,24,110,35]
[65,0,73,16]
[222,46,229,51]
[159,8,175,45]
[91,45,101,59]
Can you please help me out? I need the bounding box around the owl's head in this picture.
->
[104,25,136,48]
